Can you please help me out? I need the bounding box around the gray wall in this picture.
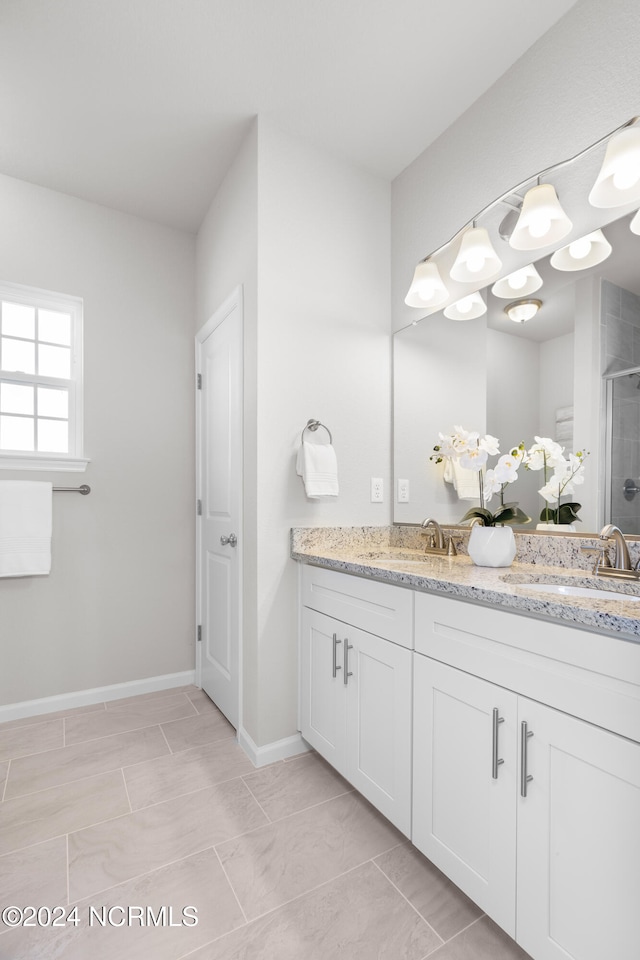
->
[0,174,196,706]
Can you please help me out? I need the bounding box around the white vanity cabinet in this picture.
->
[412,592,640,960]
[299,565,413,835]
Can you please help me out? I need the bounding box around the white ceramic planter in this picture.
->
[467,525,516,568]
[536,522,576,532]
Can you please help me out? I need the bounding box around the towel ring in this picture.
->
[301,419,333,444]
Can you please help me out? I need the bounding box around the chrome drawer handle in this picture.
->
[332,633,342,678]
[343,641,353,686]
[492,708,505,780]
[520,721,534,797]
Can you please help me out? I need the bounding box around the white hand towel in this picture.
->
[443,458,481,501]
[0,481,53,577]
[296,441,339,498]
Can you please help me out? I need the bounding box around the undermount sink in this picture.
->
[518,583,640,602]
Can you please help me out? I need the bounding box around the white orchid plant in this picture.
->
[525,436,588,525]
[431,425,531,527]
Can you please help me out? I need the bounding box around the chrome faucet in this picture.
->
[421,517,445,550]
[599,524,632,571]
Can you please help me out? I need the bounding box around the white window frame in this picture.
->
[0,280,89,472]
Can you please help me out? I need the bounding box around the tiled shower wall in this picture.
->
[602,279,640,534]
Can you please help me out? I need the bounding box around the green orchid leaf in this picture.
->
[558,502,582,523]
[459,507,494,526]
[495,505,531,526]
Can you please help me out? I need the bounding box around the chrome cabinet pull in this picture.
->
[343,640,353,686]
[332,633,342,678]
[520,721,534,797]
[492,708,505,780]
[220,533,238,547]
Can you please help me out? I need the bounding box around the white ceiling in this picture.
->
[0,0,578,232]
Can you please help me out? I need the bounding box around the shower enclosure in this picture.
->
[604,366,640,535]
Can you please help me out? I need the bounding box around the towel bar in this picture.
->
[52,484,91,495]
[301,419,333,443]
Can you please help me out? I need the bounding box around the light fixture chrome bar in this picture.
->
[416,116,640,266]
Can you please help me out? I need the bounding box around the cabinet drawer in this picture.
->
[415,591,640,743]
[301,564,413,648]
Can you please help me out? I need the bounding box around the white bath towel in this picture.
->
[0,481,53,577]
[296,441,339,498]
[443,458,481,501]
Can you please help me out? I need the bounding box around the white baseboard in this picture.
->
[0,670,196,724]
[237,726,311,767]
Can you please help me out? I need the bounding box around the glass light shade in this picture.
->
[449,227,502,283]
[444,292,487,321]
[550,229,612,271]
[630,209,640,235]
[509,184,572,250]
[404,260,449,308]
[505,298,542,323]
[491,264,543,299]
[589,127,640,208]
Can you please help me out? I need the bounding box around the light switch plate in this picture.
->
[397,478,409,502]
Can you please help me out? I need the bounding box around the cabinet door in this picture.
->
[517,697,640,960]
[299,608,347,776]
[413,655,518,936]
[345,627,413,836]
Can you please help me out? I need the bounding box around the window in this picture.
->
[0,281,87,471]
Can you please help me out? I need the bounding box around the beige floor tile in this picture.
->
[187,689,222,715]
[375,842,483,941]
[0,849,244,960]
[428,916,532,959]
[243,753,352,820]
[0,760,8,799]
[188,860,442,960]
[0,837,68,932]
[4,726,169,800]
[161,710,235,753]
[68,778,268,901]
[0,771,131,856]
[0,702,106,732]
[217,791,403,920]
[64,695,197,745]
[124,739,255,810]
[0,719,63,762]
[105,685,199,708]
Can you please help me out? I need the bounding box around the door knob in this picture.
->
[220,533,238,547]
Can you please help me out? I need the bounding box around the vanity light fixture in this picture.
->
[589,126,640,208]
[491,264,543,299]
[444,291,487,321]
[509,183,572,250]
[505,298,542,323]
[404,116,639,310]
[404,259,449,308]
[449,226,502,283]
[550,229,612,271]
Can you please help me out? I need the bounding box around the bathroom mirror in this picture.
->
[393,141,640,535]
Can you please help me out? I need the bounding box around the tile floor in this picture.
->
[0,686,532,959]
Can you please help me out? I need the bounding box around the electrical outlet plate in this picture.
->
[371,477,384,502]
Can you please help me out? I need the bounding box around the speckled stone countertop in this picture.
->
[291,526,640,643]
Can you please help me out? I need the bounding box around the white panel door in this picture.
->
[197,290,242,729]
[346,629,413,836]
[516,697,640,960]
[299,608,348,776]
[413,655,518,936]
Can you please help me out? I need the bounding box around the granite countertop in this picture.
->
[291,526,640,643]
